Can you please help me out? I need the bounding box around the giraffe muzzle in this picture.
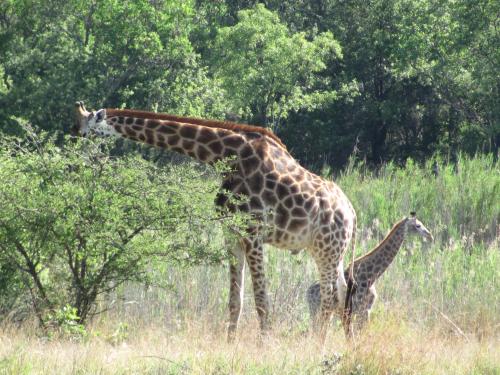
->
[73,101,91,137]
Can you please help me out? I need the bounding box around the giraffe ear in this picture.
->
[95,109,105,122]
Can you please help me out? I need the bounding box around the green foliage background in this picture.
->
[0,0,498,168]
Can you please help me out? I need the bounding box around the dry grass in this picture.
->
[2,243,496,374]
[1,241,497,374]
[1,311,498,375]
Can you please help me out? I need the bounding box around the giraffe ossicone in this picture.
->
[73,101,357,342]
[307,213,433,336]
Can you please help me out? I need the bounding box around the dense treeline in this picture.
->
[0,0,498,169]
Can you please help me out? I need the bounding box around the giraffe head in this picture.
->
[405,212,433,241]
[72,101,116,137]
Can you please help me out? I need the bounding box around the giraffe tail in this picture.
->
[343,217,357,336]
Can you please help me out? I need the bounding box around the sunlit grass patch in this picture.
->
[1,315,498,374]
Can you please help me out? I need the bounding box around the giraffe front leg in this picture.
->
[353,310,369,334]
[352,287,376,335]
[227,241,246,342]
[306,282,321,332]
[244,237,271,334]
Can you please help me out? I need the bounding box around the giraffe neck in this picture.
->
[353,219,407,285]
[98,108,284,164]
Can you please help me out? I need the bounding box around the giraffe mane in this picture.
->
[352,218,407,264]
[105,108,287,150]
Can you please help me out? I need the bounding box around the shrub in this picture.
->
[0,127,244,327]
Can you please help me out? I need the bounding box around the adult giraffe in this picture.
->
[72,101,356,341]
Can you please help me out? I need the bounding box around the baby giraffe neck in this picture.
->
[355,219,407,285]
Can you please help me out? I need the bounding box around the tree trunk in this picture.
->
[370,118,387,165]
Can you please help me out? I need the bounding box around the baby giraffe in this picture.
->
[307,212,433,334]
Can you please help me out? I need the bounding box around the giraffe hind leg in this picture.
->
[342,266,358,339]
[313,258,342,342]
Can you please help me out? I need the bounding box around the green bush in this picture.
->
[0,127,244,327]
[46,305,87,340]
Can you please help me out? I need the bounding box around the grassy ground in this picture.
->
[1,314,498,374]
[1,238,498,375]
[1,154,498,374]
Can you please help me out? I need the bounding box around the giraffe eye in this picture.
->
[416,224,421,228]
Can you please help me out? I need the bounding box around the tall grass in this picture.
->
[1,314,498,374]
[338,154,499,245]
[1,154,498,374]
[109,154,499,335]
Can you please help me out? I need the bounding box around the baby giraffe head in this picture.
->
[406,211,433,241]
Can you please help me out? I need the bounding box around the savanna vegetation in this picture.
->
[0,0,499,374]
